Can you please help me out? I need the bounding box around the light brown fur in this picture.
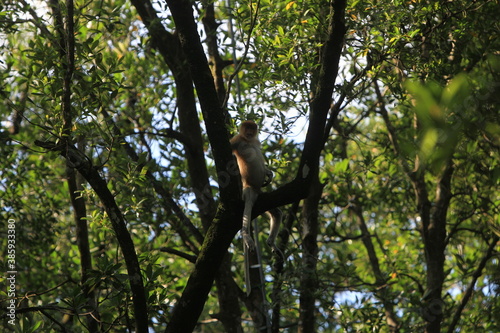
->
[230,120,282,256]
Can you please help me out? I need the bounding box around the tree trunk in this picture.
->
[215,254,244,333]
[299,178,323,333]
[422,163,453,333]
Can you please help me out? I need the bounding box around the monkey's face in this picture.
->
[239,120,259,141]
[243,127,257,140]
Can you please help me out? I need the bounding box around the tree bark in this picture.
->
[421,163,453,333]
[67,163,100,332]
[165,206,241,333]
[298,178,323,333]
[297,2,346,331]
[214,254,244,333]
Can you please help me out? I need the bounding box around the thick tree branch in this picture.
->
[165,206,242,333]
[376,69,452,332]
[300,0,347,185]
[48,0,74,139]
[158,1,243,331]
[130,0,217,228]
[271,201,299,333]
[165,0,238,200]
[34,140,149,333]
[201,0,227,104]
[130,2,244,331]
[422,162,453,333]
[255,0,347,219]
[161,1,347,331]
[67,161,100,331]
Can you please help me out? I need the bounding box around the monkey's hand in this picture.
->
[262,169,274,187]
[243,234,256,252]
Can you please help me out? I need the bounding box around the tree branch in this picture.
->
[446,236,500,333]
[160,1,347,331]
[160,247,197,263]
[300,0,347,185]
[34,140,149,333]
[257,0,347,215]
[165,0,238,200]
[130,0,218,228]
[99,108,205,248]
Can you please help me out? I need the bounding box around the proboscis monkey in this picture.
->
[230,121,283,285]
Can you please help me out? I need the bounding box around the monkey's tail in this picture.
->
[244,243,251,296]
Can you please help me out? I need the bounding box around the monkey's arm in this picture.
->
[230,137,242,152]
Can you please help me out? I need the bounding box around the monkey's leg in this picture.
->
[266,208,284,261]
[242,187,258,296]
[242,187,258,252]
